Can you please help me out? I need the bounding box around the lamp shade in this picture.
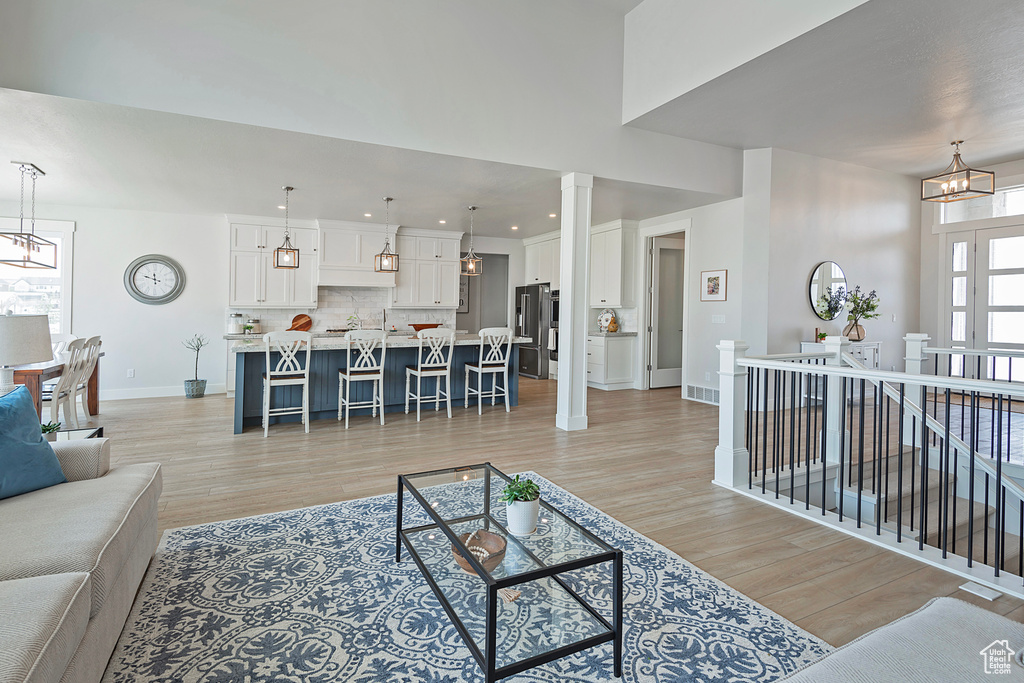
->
[0,314,53,366]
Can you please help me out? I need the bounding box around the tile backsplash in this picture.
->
[229,287,455,333]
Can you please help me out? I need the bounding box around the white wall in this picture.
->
[462,235,525,329]
[637,198,744,388]
[764,148,921,370]
[622,0,867,123]
[0,201,228,399]
[0,0,742,197]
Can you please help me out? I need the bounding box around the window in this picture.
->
[941,184,1024,225]
[0,219,75,333]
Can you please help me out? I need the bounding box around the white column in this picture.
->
[556,172,593,431]
[822,335,851,465]
[715,340,750,488]
[904,333,930,375]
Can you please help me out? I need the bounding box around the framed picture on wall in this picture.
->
[701,269,727,302]
[457,275,470,314]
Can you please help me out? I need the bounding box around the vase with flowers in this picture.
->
[843,286,880,341]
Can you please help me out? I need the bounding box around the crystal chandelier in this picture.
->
[273,186,299,269]
[921,141,995,203]
[460,206,483,276]
[374,197,399,273]
[1,162,57,269]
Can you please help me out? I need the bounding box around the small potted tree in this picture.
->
[183,334,209,398]
[500,474,541,536]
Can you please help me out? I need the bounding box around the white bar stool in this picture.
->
[338,330,388,428]
[262,331,312,437]
[405,328,455,421]
[464,327,513,414]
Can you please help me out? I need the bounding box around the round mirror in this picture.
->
[809,261,847,320]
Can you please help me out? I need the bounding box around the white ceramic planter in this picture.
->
[506,498,540,536]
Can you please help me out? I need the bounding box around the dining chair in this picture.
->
[74,336,101,420]
[405,328,455,421]
[42,338,88,428]
[338,330,388,428]
[464,327,513,414]
[262,331,312,437]
[49,333,78,356]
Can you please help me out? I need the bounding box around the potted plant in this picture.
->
[183,334,209,398]
[500,474,541,536]
[843,286,880,341]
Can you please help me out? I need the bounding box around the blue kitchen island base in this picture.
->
[233,344,520,433]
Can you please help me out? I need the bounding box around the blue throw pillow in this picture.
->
[0,386,66,500]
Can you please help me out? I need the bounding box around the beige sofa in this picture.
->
[0,438,162,683]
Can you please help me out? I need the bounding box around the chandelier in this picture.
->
[460,206,483,276]
[1,162,57,269]
[374,197,399,273]
[921,141,995,203]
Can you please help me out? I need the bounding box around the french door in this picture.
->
[945,225,1024,379]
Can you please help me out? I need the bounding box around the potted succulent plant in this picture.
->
[183,334,209,398]
[500,474,541,536]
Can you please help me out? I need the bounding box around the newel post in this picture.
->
[822,336,851,465]
[904,333,930,375]
[715,340,750,488]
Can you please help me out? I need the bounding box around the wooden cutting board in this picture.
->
[287,314,312,331]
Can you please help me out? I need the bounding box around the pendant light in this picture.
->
[921,141,995,203]
[374,197,399,273]
[273,186,300,269]
[460,205,483,276]
[1,162,57,269]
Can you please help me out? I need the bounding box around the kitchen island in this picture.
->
[230,334,530,433]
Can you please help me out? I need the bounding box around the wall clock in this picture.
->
[123,254,186,305]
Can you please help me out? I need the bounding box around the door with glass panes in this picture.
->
[945,226,1024,379]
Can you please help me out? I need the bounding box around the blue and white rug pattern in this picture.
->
[103,473,830,682]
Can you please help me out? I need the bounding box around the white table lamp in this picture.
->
[0,314,54,396]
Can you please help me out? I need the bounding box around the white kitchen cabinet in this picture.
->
[589,221,636,308]
[317,220,397,288]
[388,228,463,308]
[523,233,560,288]
[227,222,318,308]
[586,334,636,390]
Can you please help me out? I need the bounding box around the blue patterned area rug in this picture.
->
[103,472,830,682]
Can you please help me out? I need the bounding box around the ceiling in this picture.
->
[0,88,725,239]
[627,0,1024,177]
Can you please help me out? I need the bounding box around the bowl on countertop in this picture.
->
[410,323,442,332]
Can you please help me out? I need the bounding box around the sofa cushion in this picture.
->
[0,387,66,500]
[0,572,91,683]
[0,463,161,618]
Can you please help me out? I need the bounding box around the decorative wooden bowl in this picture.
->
[410,323,442,332]
[452,529,507,576]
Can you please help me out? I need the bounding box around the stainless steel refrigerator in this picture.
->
[515,284,550,379]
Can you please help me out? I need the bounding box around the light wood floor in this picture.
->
[95,378,1024,646]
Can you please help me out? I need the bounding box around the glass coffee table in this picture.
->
[396,463,623,682]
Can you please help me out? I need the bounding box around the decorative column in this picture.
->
[822,335,851,466]
[715,340,750,488]
[555,172,593,431]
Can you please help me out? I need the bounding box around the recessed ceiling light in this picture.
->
[439,220,446,224]
[278,205,286,210]
[511,226,518,230]
[364,213,372,217]
[549,213,557,218]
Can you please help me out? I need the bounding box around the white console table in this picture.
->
[800,341,882,404]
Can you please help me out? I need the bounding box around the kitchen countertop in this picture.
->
[230,334,533,353]
[587,331,638,337]
[223,330,468,341]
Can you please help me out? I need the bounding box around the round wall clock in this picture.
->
[123,254,186,305]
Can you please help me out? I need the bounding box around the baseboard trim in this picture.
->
[99,384,227,401]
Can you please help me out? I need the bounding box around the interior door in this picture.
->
[649,236,685,388]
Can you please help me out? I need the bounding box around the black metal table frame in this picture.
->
[396,462,623,682]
